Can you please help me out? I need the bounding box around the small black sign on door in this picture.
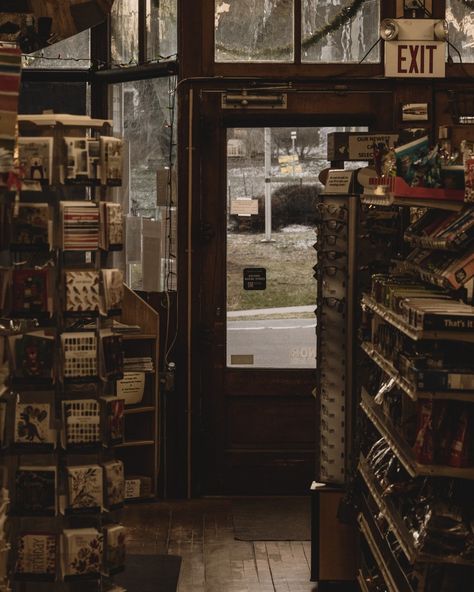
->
[243,268,266,290]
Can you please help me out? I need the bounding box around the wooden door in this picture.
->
[192,87,393,495]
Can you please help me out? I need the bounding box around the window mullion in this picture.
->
[139,0,147,64]
[295,0,302,64]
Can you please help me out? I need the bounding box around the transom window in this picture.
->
[215,0,380,64]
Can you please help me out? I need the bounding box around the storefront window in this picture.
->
[111,0,139,65]
[302,0,380,63]
[215,0,294,62]
[113,77,177,290]
[23,30,91,69]
[446,0,474,63]
[147,0,178,61]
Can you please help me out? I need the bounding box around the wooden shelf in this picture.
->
[358,455,474,567]
[362,294,474,343]
[121,334,157,341]
[361,342,474,402]
[124,406,156,415]
[357,570,370,592]
[358,513,401,592]
[115,440,155,448]
[360,389,474,480]
[361,194,464,212]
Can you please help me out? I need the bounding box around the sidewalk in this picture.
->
[227,305,315,318]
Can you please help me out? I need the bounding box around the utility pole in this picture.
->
[262,127,274,242]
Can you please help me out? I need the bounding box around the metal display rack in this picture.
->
[315,193,359,485]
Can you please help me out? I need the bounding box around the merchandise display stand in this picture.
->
[0,115,128,589]
[311,193,359,587]
[116,285,159,502]
[357,180,474,590]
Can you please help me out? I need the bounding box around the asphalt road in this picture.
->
[227,318,316,368]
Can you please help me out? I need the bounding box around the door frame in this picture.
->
[178,82,397,496]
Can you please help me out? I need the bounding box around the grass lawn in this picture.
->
[227,226,317,314]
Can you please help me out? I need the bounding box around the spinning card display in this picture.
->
[62,137,100,185]
[18,137,53,184]
[61,332,97,378]
[100,136,123,186]
[101,396,124,445]
[60,201,99,251]
[65,270,100,313]
[15,466,57,516]
[11,203,51,248]
[15,532,56,578]
[67,465,103,512]
[100,202,123,249]
[103,524,126,573]
[62,399,100,447]
[102,268,124,313]
[12,268,50,315]
[62,528,103,578]
[102,460,124,508]
[10,332,54,380]
[14,402,55,446]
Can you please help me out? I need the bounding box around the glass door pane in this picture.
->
[226,126,366,369]
[215,0,294,62]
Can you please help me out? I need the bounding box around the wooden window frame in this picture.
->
[199,0,397,78]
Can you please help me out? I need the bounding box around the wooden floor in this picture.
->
[123,498,317,592]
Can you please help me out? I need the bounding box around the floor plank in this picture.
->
[122,499,319,592]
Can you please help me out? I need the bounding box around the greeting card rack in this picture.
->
[356,178,474,590]
[0,114,128,590]
[314,193,359,486]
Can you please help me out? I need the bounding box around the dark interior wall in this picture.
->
[19,81,88,114]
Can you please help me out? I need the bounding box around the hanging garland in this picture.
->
[301,0,368,51]
[215,0,369,58]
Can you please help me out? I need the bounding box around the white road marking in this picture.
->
[228,324,316,331]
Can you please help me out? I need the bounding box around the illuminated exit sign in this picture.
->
[385,41,445,78]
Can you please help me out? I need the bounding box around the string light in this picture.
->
[21,52,177,69]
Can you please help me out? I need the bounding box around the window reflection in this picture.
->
[147,0,178,61]
[215,0,294,62]
[446,0,474,63]
[23,30,90,69]
[111,0,139,65]
[302,0,380,63]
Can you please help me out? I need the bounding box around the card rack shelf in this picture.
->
[315,194,359,486]
[357,184,474,590]
[116,285,160,502]
[0,115,128,588]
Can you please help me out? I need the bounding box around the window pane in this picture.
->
[147,0,178,60]
[226,125,367,369]
[111,0,139,65]
[215,0,294,62]
[302,0,380,63]
[113,77,177,290]
[23,30,91,69]
[446,0,474,63]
